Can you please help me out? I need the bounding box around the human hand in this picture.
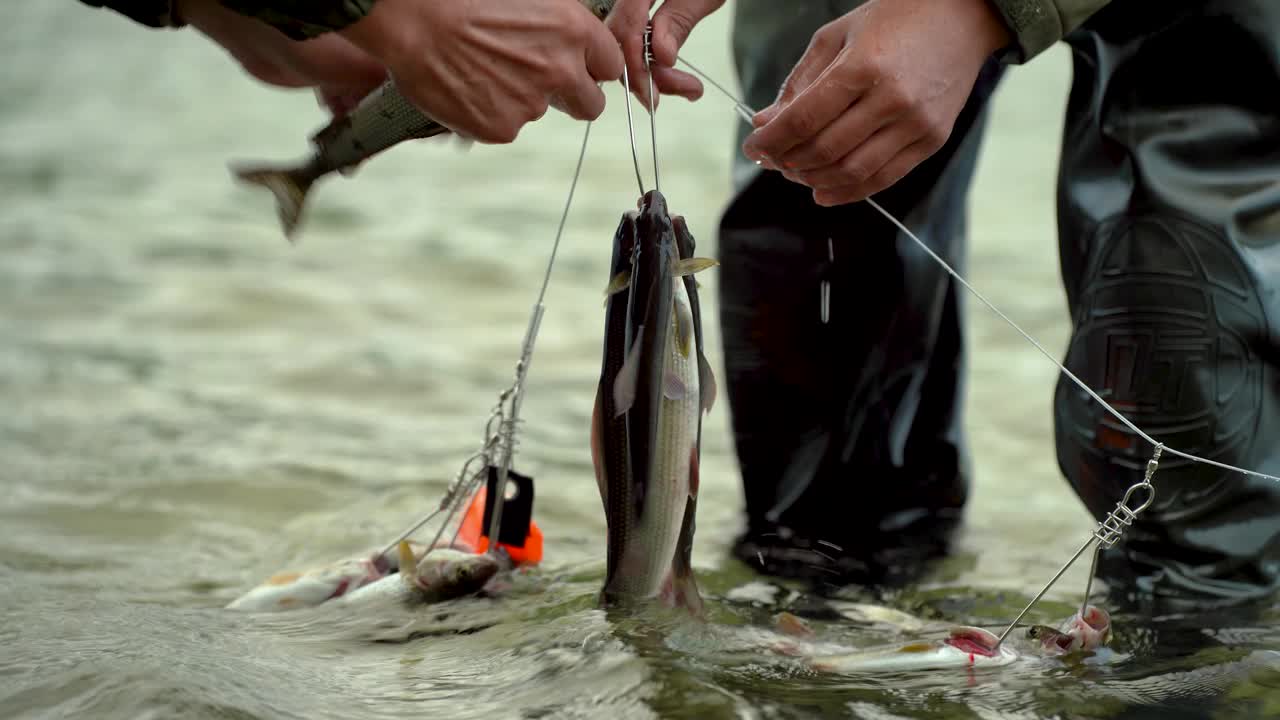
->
[340,0,625,143]
[607,0,726,107]
[741,0,1011,206]
[175,0,386,111]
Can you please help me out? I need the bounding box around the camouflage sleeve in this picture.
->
[986,0,1111,63]
[77,0,185,29]
[77,1,378,40]
[217,0,380,41]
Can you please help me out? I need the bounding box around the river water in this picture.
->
[2,4,1278,719]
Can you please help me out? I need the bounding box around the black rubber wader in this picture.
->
[721,0,1280,609]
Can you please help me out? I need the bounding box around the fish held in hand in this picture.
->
[231,82,449,241]
[591,190,718,613]
[231,0,620,241]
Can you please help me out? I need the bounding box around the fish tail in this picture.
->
[668,494,704,615]
[231,162,319,241]
[671,563,703,615]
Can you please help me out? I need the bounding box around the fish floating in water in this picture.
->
[591,190,718,612]
[225,540,502,613]
[802,606,1114,674]
[231,0,621,241]
[335,541,504,608]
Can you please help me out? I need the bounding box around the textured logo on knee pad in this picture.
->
[1057,212,1266,489]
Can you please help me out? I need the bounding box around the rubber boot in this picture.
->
[1054,0,1280,611]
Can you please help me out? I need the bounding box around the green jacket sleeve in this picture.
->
[217,1,379,40]
[77,1,379,40]
[78,0,185,29]
[986,0,1111,63]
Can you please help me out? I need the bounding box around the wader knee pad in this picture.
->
[1054,210,1280,608]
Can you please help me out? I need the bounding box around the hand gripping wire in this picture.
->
[379,121,594,560]
[673,54,1280,489]
[993,444,1162,648]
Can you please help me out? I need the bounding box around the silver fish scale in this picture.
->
[311,82,448,173]
[613,276,700,598]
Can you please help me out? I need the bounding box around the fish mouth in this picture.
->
[1068,605,1112,650]
[1033,606,1113,655]
[942,626,1001,657]
[1043,629,1079,654]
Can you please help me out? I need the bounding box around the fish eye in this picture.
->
[1026,627,1040,639]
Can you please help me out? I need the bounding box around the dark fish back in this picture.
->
[312,82,449,172]
[599,211,638,587]
[625,191,677,526]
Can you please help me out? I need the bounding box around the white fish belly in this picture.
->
[336,574,415,607]
[809,643,1019,673]
[225,556,384,612]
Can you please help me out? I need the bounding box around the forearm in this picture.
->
[77,0,379,39]
[985,0,1111,63]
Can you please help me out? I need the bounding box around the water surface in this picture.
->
[2,4,1277,718]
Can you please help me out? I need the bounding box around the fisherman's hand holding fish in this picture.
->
[740,0,1012,206]
[150,0,626,144]
[336,0,624,143]
[168,0,629,239]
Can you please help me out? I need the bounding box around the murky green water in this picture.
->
[2,4,1278,719]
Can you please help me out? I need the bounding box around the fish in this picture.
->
[829,601,928,633]
[1025,604,1113,654]
[590,190,718,611]
[224,544,402,612]
[335,541,503,607]
[225,540,501,612]
[231,0,621,241]
[803,605,1115,674]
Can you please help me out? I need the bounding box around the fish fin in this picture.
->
[662,371,687,400]
[669,495,703,615]
[612,330,643,417]
[775,612,815,638]
[674,296,693,358]
[265,571,302,586]
[688,446,700,498]
[671,552,703,615]
[396,541,419,588]
[698,354,717,413]
[604,270,631,297]
[674,257,719,277]
[231,163,318,242]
